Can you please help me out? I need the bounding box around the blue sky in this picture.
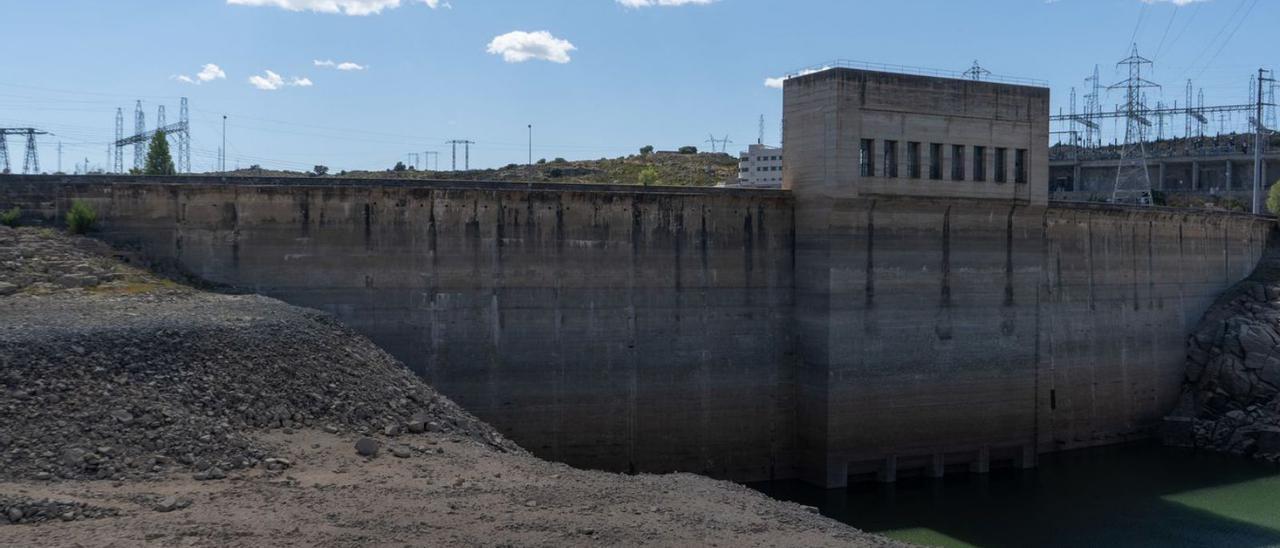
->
[1,0,1275,173]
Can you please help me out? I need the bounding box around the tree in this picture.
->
[553,157,566,164]
[144,131,176,176]
[678,146,697,154]
[1267,180,1280,216]
[312,165,329,177]
[640,145,654,155]
[638,166,659,186]
[393,161,407,172]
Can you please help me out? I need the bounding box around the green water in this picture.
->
[753,443,1280,547]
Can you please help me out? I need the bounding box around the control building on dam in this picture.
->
[0,67,1272,488]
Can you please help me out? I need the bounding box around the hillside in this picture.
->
[219,151,741,187]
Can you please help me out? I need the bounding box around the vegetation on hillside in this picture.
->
[217,151,741,187]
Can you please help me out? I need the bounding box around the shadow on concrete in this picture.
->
[752,442,1280,548]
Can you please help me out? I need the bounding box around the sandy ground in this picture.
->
[0,429,901,547]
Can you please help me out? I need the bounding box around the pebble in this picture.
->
[391,446,411,459]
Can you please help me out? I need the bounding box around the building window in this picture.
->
[883,140,898,178]
[929,143,942,180]
[973,146,986,182]
[951,145,965,181]
[907,142,921,179]
[1015,149,1028,184]
[994,148,1008,183]
[860,139,875,177]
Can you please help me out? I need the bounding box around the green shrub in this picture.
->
[1267,181,1280,216]
[66,201,97,235]
[0,207,19,228]
[638,166,659,186]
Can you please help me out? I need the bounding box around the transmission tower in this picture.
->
[1084,65,1102,147]
[1198,89,1206,137]
[133,101,145,171]
[1184,80,1194,139]
[446,140,474,171]
[116,98,191,173]
[424,151,439,171]
[0,128,51,174]
[963,60,991,81]
[1268,78,1278,132]
[178,98,190,173]
[113,108,124,173]
[1108,44,1161,205]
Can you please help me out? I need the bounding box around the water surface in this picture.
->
[753,443,1280,547]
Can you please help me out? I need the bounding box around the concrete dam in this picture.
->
[1,68,1272,488]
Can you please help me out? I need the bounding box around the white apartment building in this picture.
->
[734,144,783,188]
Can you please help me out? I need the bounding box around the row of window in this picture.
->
[859,139,1027,184]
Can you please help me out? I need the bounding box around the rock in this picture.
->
[0,282,17,296]
[7,507,23,523]
[205,466,226,480]
[153,496,191,513]
[390,446,411,459]
[406,412,429,434]
[110,409,134,425]
[354,438,380,457]
[383,424,400,437]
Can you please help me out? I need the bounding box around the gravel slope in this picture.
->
[0,226,900,547]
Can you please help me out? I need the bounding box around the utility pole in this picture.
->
[221,115,227,172]
[57,141,62,174]
[527,124,533,174]
[1254,68,1274,215]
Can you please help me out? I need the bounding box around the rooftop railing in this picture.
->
[785,60,1048,88]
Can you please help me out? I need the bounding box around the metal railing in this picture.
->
[785,59,1048,88]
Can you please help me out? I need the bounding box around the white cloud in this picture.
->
[248,70,313,90]
[763,65,831,90]
[226,0,448,16]
[617,0,715,7]
[486,31,576,64]
[1141,0,1209,4]
[314,59,367,71]
[173,63,227,85]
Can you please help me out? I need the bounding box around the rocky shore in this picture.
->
[1165,241,1280,462]
[0,226,900,547]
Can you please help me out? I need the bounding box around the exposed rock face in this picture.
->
[1167,235,1280,462]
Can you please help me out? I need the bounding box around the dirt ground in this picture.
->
[0,429,901,547]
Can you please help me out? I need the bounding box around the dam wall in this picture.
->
[0,175,1270,486]
[794,196,1269,486]
[0,176,798,482]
